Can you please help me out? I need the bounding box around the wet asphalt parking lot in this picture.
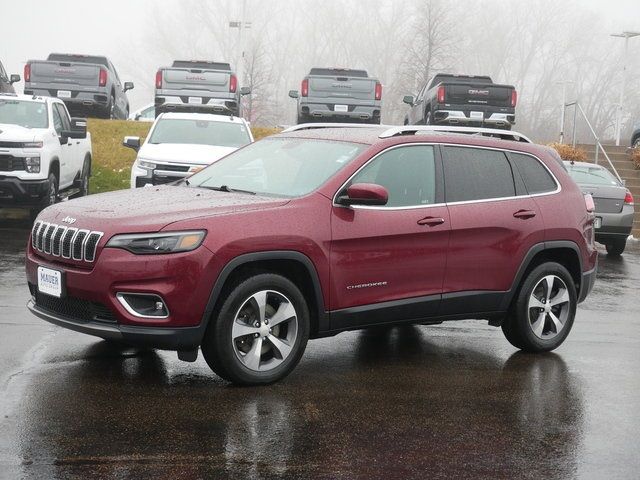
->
[0,213,639,480]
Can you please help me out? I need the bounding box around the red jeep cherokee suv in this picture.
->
[26,125,597,385]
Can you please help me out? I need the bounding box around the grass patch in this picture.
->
[87,119,280,194]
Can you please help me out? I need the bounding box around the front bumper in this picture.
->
[0,176,50,206]
[27,299,204,350]
[25,241,222,348]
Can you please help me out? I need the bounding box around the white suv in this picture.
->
[124,112,253,188]
[0,93,92,215]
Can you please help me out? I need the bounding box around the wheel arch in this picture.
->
[200,251,328,339]
[48,158,60,181]
[501,241,583,311]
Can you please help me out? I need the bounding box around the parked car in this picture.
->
[631,124,640,149]
[129,104,155,122]
[0,59,20,93]
[23,53,134,119]
[0,94,91,216]
[564,161,634,256]
[403,74,517,130]
[124,112,253,188]
[288,68,382,124]
[26,125,596,385]
[155,60,250,117]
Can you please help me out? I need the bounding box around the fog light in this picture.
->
[116,293,169,318]
[25,156,41,173]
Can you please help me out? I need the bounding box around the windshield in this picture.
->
[565,163,620,186]
[187,137,366,197]
[149,118,251,148]
[0,100,48,129]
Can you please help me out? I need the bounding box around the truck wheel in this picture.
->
[107,94,116,119]
[30,173,58,219]
[502,262,577,352]
[72,157,91,198]
[605,238,626,256]
[424,111,432,125]
[201,273,310,385]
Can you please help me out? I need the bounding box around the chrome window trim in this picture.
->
[332,142,562,211]
[72,229,90,261]
[62,227,78,259]
[116,292,170,319]
[83,232,104,263]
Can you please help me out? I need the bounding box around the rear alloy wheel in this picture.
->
[605,238,627,256]
[202,274,310,385]
[502,262,576,352]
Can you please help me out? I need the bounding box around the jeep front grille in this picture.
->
[31,221,104,263]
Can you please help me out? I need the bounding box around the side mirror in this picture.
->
[9,74,20,84]
[337,183,388,206]
[239,86,251,96]
[124,81,134,92]
[402,95,414,106]
[123,136,141,152]
[288,90,299,99]
[62,118,87,139]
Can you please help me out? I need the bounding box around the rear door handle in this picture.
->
[513,209,536,219]
[418,216,445,227]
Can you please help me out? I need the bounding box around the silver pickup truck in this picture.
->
[155,61,250,117]
[288,68,383,124]
[24,54,134,120]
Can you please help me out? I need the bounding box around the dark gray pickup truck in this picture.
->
[24,54,134,119]
[403,74,517,130]
[288,68,383,124]
[155,61,250,117]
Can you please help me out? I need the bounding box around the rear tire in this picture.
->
[502,262,577,352]
[605,238,627,256]
[107,94,115,119]
[201,273,310,385]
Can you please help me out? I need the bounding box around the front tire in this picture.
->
[502,262,577,352]
[72,157,90,198]
[605,238,627,256]
[201,273,310,385]
[30,172,58,219]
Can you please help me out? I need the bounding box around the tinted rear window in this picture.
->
[511,153,557,194]
[47,54,108,67]
[309,68,369,78]
[443,146,515,202]
[172,61,231,70]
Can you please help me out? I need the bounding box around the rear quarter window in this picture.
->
[442,146,515,202]
[510,153,557,194]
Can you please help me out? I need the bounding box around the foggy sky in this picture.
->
[2,0,639,117]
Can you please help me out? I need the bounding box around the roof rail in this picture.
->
[282,123,387,133]
[378,125,532,143]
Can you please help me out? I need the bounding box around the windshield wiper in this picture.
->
[199,185,256,195]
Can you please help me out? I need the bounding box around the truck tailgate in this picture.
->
[308,76,377,101]
[29,61,100,87]
[162,68,231,93]
[445,82,514,108]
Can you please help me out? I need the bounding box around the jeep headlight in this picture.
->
[106,230,206,254]
[25,156,41,173]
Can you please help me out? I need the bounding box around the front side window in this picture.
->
[54,104,71,131]
[149,118,252,148]
[0,100,48,129]
[443,146,515,202]
[348,145,436,207]
[188,137,365,198]
[52,106,63,135]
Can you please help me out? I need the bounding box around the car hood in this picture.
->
[0,124,41,142]
[138,143,238,166]
[38,185,290,234]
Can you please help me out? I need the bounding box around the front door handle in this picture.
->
[513,209,536,219]
[418,216,445,227]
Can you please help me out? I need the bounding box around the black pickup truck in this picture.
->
[403,74,517,130]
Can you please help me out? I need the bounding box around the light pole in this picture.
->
[557,80,574,143]
[611,31,640,146]
[229,0,251,116]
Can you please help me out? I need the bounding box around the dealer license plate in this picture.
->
[57,90,72,98]
[334,104,348,112]
[470,111,484,120]
[188,97,203,105]
[37,266,63,298]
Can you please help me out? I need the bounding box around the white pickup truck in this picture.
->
[0,93,92,215]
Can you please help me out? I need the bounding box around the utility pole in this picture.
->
[229,0,251,117]
[557,81,573,143]
[611,31,640,146]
